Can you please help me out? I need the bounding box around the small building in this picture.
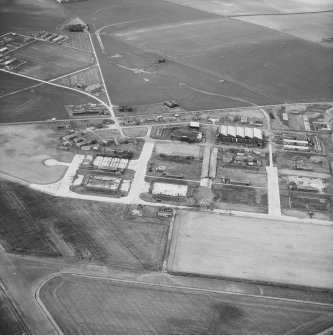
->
[85,83,103,93]
[163,100,179,109]
[240,116,248,124]
[227,114,236,123]
[189,121,200,130]
[0,47,8,53]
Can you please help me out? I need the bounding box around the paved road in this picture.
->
[266,165,282,216]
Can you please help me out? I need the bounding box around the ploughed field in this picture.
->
[0,287,31,335]
[0,180,169,270]
[39,274,333,335]
[167,211,333,290]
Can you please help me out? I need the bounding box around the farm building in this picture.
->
[152,182,188,197]
[218,125,264,147]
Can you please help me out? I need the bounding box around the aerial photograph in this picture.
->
[0,0,333,334]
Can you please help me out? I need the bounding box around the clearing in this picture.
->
[39,274,333,335]
[168,210,333,290]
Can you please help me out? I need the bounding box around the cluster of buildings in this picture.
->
[282,134,310,152]
[218,125,264,147]
[31,31,67,43]
[65,103,109,117]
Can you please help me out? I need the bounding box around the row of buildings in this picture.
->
[218,125,264,147]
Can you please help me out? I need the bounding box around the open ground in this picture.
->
[0,124,74,184]
[39,273,333,335]
[168,210,333,290]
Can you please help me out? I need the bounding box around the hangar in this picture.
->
[218,125,264,147]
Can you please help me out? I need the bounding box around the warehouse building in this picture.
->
[218,125,264,147]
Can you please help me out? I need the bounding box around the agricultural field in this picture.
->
[0,180,170,269]
[10,40,94,80]
[239,13,333,44]
[168,210,333,289]
[0,124,74,184]
[0,71,39,98]
[160,0,333,16]
[63,32,93,52]
[55,65,100,88]
[212,184,268,213]
[0,82,98,123]
[40,274,333,335]
[0,286,31,335]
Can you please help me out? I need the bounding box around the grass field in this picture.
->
[114,17,284,57]
[0,180,169,269]
[0,124,74,184]
[39,274,333,335]
[122,127,148,137]
[11,40,94,80]
[186,37,333,102]
[212,184,268,212]
[168,210,333,290]
[0,286,31,335]
[0,82,97,123]
[97,32,276,109]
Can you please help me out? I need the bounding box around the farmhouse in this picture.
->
[218,125,264,147]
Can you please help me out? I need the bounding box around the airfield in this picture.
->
[0,0,333,334]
